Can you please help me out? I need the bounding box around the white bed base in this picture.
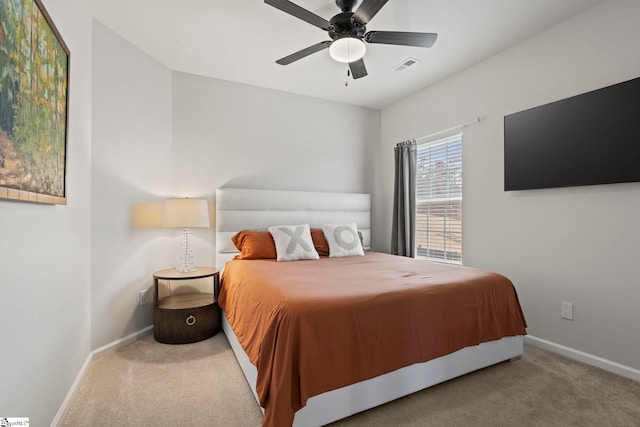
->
[215,188,524,426]
[224,313,523,426]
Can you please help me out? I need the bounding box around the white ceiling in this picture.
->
[91,0,606,109]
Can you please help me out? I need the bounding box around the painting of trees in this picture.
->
[0,0,69,204]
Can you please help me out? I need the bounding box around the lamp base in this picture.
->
[176,228,195,273]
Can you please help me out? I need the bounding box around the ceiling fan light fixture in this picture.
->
[329,37,366,63]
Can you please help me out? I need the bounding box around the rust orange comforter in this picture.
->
[219,252,527,427]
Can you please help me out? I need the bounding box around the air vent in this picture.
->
[393,57,420,72]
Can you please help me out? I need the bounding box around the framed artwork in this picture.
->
[0,0,70,205]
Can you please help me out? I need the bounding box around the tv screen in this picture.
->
[504,76,640,191]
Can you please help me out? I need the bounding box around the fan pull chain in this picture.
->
[345,38,351,86]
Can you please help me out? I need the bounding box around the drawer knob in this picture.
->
[186,315,196,326]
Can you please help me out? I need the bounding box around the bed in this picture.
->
[215,188,527,427]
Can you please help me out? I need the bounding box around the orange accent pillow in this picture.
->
[231,230,277,260]
[310,228,330,256]
[311,228,365,255]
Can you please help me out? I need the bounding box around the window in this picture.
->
[416,133,462,263]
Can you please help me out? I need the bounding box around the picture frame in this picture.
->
[0,0,70,205]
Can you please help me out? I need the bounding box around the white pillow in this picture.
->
[268,224,320,262]
[321,223,365,258]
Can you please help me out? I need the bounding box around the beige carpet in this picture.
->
[60,333,640,427]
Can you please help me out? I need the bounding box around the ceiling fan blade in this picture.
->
[349,58,368,79]
[265,0,333,31]
[276,41,332,65]
[364,31,438,48]
[353,0,389,25]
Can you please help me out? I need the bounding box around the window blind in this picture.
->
[416,133,462,263]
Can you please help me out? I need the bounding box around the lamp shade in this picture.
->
[329,37,366,63]
[164,198,210,228]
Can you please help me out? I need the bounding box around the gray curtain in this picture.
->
[391,140,417,257]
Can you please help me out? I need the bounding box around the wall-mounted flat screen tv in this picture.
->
[504,76,640,191]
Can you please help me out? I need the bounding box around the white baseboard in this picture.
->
[50,326,154,427]
[91,325,154,360]
[525,335,640,382]
[49,349,94,427]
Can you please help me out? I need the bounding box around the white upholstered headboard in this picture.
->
[215,188,371,269]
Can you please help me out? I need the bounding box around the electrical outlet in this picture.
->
[561,301,574,320]
[139,289,151,306]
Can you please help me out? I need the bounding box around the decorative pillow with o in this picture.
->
[321,223,365,258]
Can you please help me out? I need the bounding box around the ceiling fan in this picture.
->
[265,0,438,79]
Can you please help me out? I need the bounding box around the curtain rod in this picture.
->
[414,117,481,142]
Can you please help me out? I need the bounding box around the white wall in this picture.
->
[377,0,640,371]
[91,22,174,349]
[171,71,380,261]
[89,30,379,348]
[0,0,92,424]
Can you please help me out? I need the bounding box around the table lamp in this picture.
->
[164,198,210,272]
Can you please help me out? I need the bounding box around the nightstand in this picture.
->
[152,267,221,344]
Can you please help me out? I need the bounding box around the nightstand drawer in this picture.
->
[153,303,221,344]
